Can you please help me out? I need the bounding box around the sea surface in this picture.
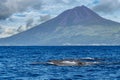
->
[0,46,120,80]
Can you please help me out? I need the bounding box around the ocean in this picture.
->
[0,46,120,80]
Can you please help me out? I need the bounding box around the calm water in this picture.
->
[0,46,120,80]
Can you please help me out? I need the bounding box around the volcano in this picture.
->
[0,5,120,46]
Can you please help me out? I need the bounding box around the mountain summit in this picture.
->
[55,5,102,26]
[43,5,119,26]
[47,5,102,26]
[0,6,120,46]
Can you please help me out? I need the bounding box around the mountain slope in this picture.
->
[0,6,120,46]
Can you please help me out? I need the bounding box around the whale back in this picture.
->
[48,60,85,66]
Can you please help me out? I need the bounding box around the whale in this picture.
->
[30,58,101,66]
[46,59,101,66]
[30,57,120,66]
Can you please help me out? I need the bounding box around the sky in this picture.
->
[0,0,120,38]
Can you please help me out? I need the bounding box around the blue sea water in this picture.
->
[0,46,120,80]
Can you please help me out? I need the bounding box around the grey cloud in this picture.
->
[0,0,42,19]
[93,0,120,13]
[0,2,10,19]
[26,18,34,28]
[40,15,51,22]
[0,26,4,34]
[17,25,26,33]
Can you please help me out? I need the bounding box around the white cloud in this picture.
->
[0,27,18,38]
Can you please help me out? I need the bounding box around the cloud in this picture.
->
[0,25,27,38]
[0,26,4,34]
[26,18,34,28]
[0,0,42,19]
[40,15,51,22]
[93,0,120,13]
[0,26,18,38]
[17,25,27,33]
